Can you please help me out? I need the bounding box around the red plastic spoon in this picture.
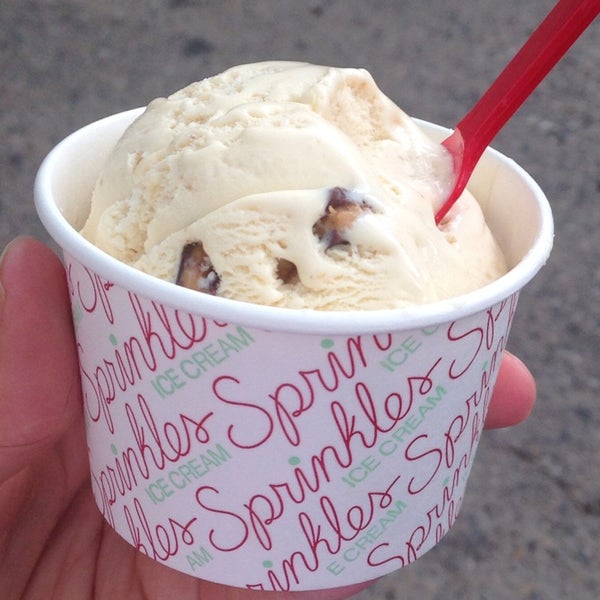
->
[435,0,600,225]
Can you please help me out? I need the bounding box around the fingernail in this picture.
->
[0,246,7,309]
[0,239,17,309]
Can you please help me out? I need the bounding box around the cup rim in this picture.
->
[34,109,554,335]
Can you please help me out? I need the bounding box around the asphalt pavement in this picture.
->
[1,1,599,598]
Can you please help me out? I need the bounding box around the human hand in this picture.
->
[0,237,536,600]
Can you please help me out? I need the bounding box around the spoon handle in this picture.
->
[435,0,600,224]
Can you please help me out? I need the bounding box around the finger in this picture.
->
[484,351,536,429]
[0,237,81,483]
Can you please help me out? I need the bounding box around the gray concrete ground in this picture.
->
[1,1,599,598]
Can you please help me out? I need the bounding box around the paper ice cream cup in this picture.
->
[34,108,553,591]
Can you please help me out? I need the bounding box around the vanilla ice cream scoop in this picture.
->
[81,61,507,310]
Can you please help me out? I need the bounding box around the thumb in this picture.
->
[0,237,81,483]
[484,351,536,429]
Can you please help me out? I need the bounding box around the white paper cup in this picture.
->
[34,109,553,591]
